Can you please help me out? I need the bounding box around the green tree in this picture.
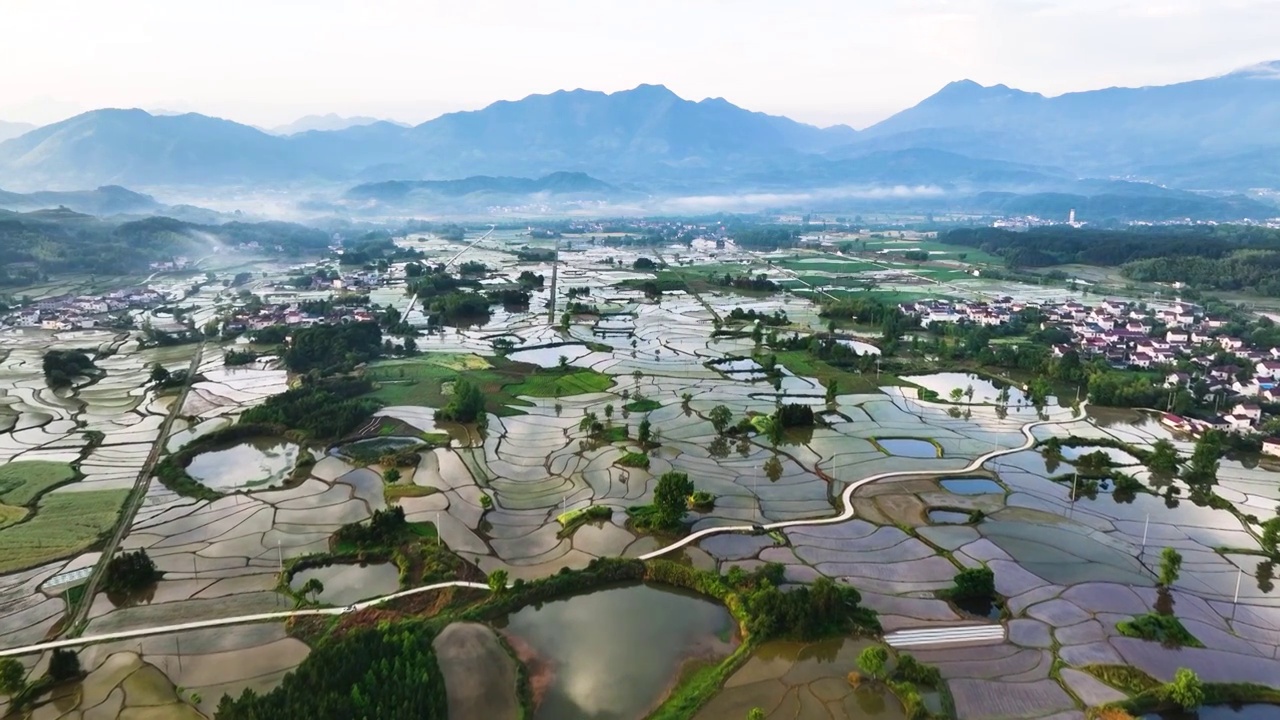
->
[638,418,652,446]
[708,405,734,435]
[857,646,889,681]
[604,403,614,420]
[1148,439,1180,476]
[1185,431,1221,484]
[558,355,569,370]
[1262,517,1280,556]
[149,363,171,385]
[949,388,964,402]
[747,709,765,720]
[1166,667,1204,710]
[1159,547,1183,587]
[301,578,324,603]
[0,658,24,697]
[48,648,81,681]
[653,471,695,527]
[825,379,838,404]
[382,468,401,483]
[488,569,509,593]
[950,566,996,603]
[436,378,487,424]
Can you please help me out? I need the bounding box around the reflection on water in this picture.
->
[927,509,972,524]
[876,438,939,458]
[499,584,735,720]
[186,437,301,491]
[288,562,400,606]
[940,477,1004,495]
[1143,705,1280,720]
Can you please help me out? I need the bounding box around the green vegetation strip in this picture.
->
[0,490,129,574]
[367,355,611,416]
[0,461,76,506]
[1116,613,1204,647]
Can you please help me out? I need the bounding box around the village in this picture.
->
[899,295,1280,452]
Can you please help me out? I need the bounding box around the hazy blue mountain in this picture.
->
[0,109,318,189]
[0,184,162,215]
[0,120,34,143]
[346,172,613,201]
[269,113,405,135]
[2,69,1279,194]
[851,61,1280,185]
[961,187,1277,222]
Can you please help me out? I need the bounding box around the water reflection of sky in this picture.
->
[501,585,733,720]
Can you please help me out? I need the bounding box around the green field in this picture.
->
[0,489,129,573]
[367,354,613,415]
[0,460,77,506]
[767,350,907,394]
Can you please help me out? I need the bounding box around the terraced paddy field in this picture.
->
[1,238,1278,719]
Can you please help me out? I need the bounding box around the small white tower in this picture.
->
[1068,208,1076,225]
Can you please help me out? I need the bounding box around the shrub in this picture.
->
[616,451,650,469]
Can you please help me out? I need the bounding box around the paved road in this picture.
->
[0,581,490,658]
[65,341,206,636]
[638,403,1086,560]
[7,399,1082,657]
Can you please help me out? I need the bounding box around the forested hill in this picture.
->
[0,211,331,283]
[939,226,1280,296]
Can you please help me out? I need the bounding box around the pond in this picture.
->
[185,437,302,491]
[1142,705,1280,720]
[905,372,1032,406]
[288,562,400,606]
[876,438,940,458]
[710,358,763,373]
[927,509,972,524]
[498,583,736,720]
[509,344,592,368]
[940,477,1004,495]
[837,338,882,356]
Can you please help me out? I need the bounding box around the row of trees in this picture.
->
[41,349,97,388]
[239,378,381,439]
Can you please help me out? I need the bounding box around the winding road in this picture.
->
[0,401,1085,658]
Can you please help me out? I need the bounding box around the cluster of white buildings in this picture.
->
[4,289,166,330]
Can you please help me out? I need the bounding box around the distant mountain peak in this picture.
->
[1228,60,1280,79]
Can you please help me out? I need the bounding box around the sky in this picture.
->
[2,0,1277,130]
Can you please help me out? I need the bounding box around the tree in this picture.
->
[604,404,614,420]
[1185,431,1221,484]
[149,364,171,385]
[1148,439,1180,476]
[825,379,838,404]
[436,378,487,424]
[950,566,996,603]
[0,658,23,697]
[949,388,964,402]
[708,405,734,435]
[488,569,509,593]
[638,418,652,446]
[103,549,161,594]
[1166,667,1203,710]
[1159,547,1183,587]
[747,709,765,720]
[653,471,695,527]
[382,468,401,483]
[857,646,889,681]
[964,384,975,402]
[301,578,325,603]
[48,648,81,681]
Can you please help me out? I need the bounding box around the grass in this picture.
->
[556,505,612,538]
[1082,665,1161,695]
[367,354,613,415]
[624,398,662,413]
[406,521,439,540]
[0,504,28,529]
[384,484,439,502]
[596,425,629,443]
[0,461,77,506]
[1116,613,1204,647]
[766,350,906,394]
[616,451,650,469]
[0,489,129,574]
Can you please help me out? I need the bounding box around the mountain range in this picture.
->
[0,64,1278,217]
